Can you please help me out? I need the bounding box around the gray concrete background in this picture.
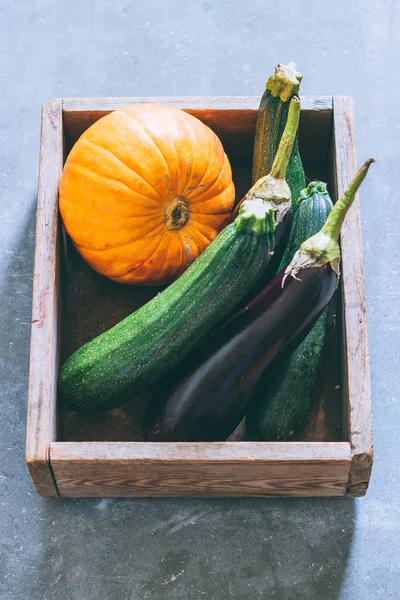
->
[1,1,399,598]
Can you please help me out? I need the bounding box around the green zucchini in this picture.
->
[246,181,334,441]
[278,182,334,268]
[252,62,306,213]
[59,199,276,413]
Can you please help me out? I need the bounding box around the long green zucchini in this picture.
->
[246,181,334,441]
[252,62,306,213]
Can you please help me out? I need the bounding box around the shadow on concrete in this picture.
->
[34,496,354,600]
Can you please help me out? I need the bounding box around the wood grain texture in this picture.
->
[332,96,373,497]
[62,94,332,113]
[50,442,351,498]
[26,99,63,498]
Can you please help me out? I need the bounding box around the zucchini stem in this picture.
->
[235,198,276,236]
[322,158,375,241]
[270,97,301,180]
[296,181,329,207]
[266,62,302,102]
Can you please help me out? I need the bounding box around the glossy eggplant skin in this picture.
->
[249,211,292,294]
[146,265,337,442]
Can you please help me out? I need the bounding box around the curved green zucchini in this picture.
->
[246,181,334,441]
[59,199,276,413]
[252,62,306,213]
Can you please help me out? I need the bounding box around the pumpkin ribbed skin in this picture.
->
[59,104,235,285]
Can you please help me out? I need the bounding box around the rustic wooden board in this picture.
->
[50,442,351,498]
[26,99,63,497]
[27,95,372,498]
[62,94,332,109]
[332,97,373,497]
[62,95,333,170]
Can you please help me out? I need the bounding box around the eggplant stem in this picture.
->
[321,158,375,240]
[284,158,374,282]
[269,97,301,180]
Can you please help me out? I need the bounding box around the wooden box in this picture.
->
[26,96,373,498]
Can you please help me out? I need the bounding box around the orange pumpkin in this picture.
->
[59,104,235,285]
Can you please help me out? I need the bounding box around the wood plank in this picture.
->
[62,95,333,176]
[50,442,351,498]
[332,96,373,497]
[26,99,63,498]
[60,94,334,199]
[62,95,332,113]
[61,97,333,143]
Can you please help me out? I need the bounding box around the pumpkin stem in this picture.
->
[165,196,190,230]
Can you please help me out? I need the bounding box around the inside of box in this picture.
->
[57,106,345,443]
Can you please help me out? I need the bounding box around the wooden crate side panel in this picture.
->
[62,96,333,169]
[332,96,373,497]
[62,94,332,115]
[26,99,63,498]
[50,442,351,498]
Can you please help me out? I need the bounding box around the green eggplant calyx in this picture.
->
[296,181,329,206]
[283,158,375,286]
[282,231,341,286]
[269,97,301,180]
[235,198,276,237]
[266,62,303,102]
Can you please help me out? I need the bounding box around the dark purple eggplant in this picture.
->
[145,159,374,442]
